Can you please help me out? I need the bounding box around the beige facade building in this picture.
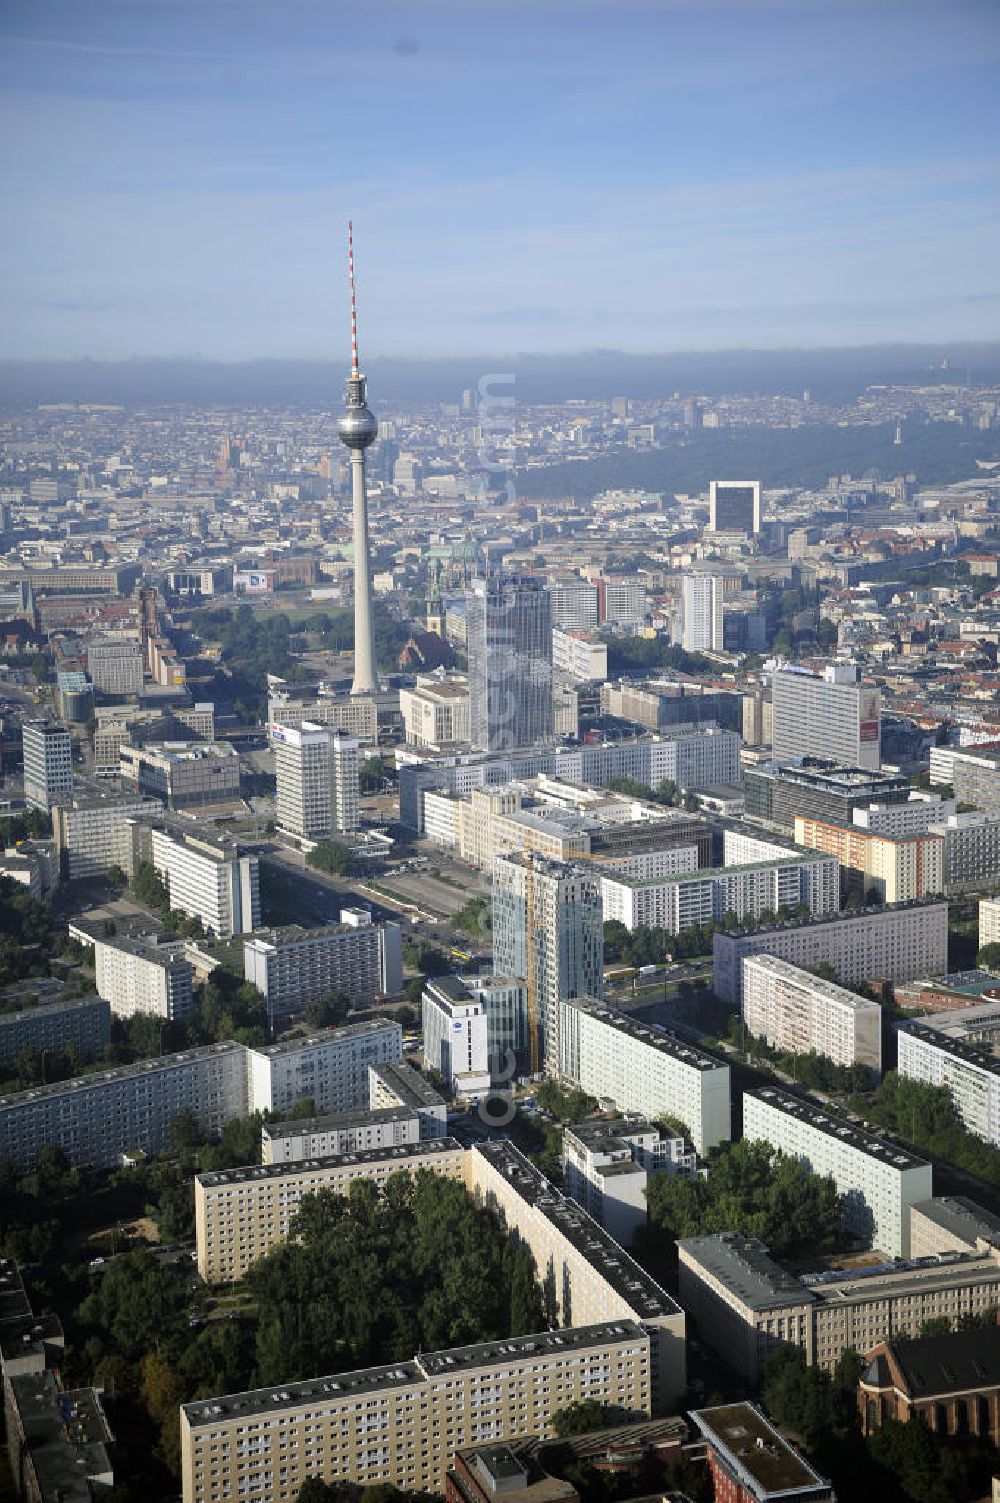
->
[794,815,945,904]
[181,1322,651,1503]
[195,1137,467,1283]
[399,675,470,748]
[981,897,1000,951]
[678,1209,1000,1381]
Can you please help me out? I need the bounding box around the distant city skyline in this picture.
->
[0,0,998,359]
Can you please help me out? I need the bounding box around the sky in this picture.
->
[1,0,999,361]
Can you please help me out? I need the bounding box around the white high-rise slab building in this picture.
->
[22,719,73,811]
[149,823,260,939]
[771,662,881,771]
[741,955,882,1071]
[742,1086,932,1258]
[681,573,724,653]
[272,720,358,838]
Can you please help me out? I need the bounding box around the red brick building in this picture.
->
[859,1326,1000,1442]
[691,1404,834,1503]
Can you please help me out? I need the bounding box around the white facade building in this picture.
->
[331,733,360,833]
[853,794,957,836]
[599,851,839,933]
[771,662,881,771]
[742,1086,932,1258]
[559,996,731,1155]
[741,955,882,1072]
[981,897,1000,952]
[52,792,161,879]
[562,1117,696,1247]
[546,577,600,630]
[243,921,404,1019]
[713,901,950,1005]
[898,1022,1000,1146]
[93,934,194,1021]
[681,574,724,653]
[421,977,491,1098]
[22,720,73,811]
[149,824,260,939]
[272,720,337,839]
[399,676,470,748]
[551,628,608,683]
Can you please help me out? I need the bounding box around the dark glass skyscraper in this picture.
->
[467,576,554,751]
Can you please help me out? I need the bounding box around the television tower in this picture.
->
[337,221,379,696]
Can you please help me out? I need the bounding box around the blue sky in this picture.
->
[1,0,998,359]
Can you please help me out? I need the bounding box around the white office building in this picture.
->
[713,901,950,1005]
[742,1086,932,1258]
[681,574,724,653]
[853,794,957,837]
[93,933,194,1021]
[741,955,882,1072]
[22,720,73,811]
[771,662,881,771]
[559,996,731,1156]
[243,921,404,1020]
[149,823,260,939]
[421,976,491,1098]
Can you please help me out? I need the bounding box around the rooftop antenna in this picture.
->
[348,219,360,378]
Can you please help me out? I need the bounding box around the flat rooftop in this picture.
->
[901,1021,1000,1079]
[182,1320,647,1427]
[910,1195,1000,1250]
[262,1104,417,1142]
[253,1020,398,1059]
[691,1403,831,1499]
[678,1233,814,1313]
[245,922,385,951]
[197,1135,464,1190]
[743,954,881,1014]
[0,994,106,1028]
[370,1059,445,1109]
[474,1141,682,1322]
[718,896,948,940]
[604,853,831,890]
[0,1040,243,1112]
[563,996,727,1075]
[746,1086,929,1173]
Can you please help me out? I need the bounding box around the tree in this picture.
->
[170,1108,205,1151]
[645,1138,843,1260]
[978,942,1000,973]
[550,1399,627,1436]
[305,993,350,1028]
[306,841,357,877]
[131,861,169,912]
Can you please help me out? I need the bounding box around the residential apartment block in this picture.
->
[742,955,882,1072]
[0,994,111,1069]
[21,720,73,811]
[181,1322,652,1503]
[367,1060,448,1135]
[551,627,608,683]
[598,850,839,933]
[561,1117,696,1248]
[742,1086,932,1258]
[928,811,1000,894]
[93,933,195,1021]
[0,1022,401,1170]
[713,901,950,1005]
[897,1020,1000,1146]
[51,790,161,880]
[982,897,1000,950]
[261,1104,432,1165]
[195,1137,468,1282]
[794,815,944,904]
[558,996,731,1156]
[148,822,260,938]
[243,920,403,1019]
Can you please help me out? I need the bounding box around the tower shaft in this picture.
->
[350,447,378,695]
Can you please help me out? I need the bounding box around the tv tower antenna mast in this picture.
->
[338,220,379,696]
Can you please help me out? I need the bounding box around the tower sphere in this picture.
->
[337,403,378,449]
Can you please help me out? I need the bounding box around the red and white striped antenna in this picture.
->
[348,220,359,377]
